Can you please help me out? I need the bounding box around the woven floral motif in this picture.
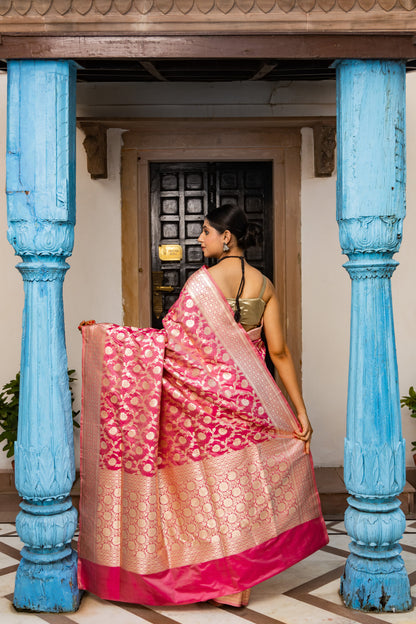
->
[99,282,282,476]
[78,267,328,605]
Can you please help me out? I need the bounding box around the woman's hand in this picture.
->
[294,411,313,455]
[78,320,96,332]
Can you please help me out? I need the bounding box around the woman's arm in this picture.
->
[262,286,313,454]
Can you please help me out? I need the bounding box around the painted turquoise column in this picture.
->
[336,60,412,612]
[6,60,81,612]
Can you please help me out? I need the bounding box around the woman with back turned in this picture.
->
[77,203,328,607]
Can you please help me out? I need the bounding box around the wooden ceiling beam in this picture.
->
[0,34,415,60]
[139,61,168,81]
[250,63,278,81]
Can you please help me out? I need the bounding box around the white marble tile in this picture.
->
[251,593,360,624]
[0,521,414,624]
[71,594,151,624]
[0,573,45,623]
[0,597,47,623]
[310,577,345,600]
[326,533,351,552]
[0,536,24,551]
[0,524,17,536]
[327,522,347,533]
[0,569,15,595]
[312,576,416,624]
[254,549,346,596]
[154,602,248,624]
[0,551,19,567]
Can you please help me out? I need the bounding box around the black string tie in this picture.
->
[217,255,245,323]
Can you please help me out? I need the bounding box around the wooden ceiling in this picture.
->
[1,57,415,82]
[63,59,338,82]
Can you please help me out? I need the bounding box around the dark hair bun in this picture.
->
[206,204,260,251]
[240,221,261,250]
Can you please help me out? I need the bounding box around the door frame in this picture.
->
[120,118,302,382]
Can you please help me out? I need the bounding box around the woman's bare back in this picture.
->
[208,258,272,302]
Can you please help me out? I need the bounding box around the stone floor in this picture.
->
[0,521,415,624]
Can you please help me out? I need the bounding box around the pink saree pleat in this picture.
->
[77,267,328,605]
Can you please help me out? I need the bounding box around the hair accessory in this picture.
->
[223,242,230,252]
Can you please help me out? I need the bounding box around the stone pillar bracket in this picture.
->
[313,122,336,178]
[79,122,108,179]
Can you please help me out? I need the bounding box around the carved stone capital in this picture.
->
[313,123,336,178]
[17,260,69,283]
[15,441,75,501]
[80,123,108,180]
[16,503,77,553]
[344,500,405,550]
[338,216,403,256]
[8,221,74,258]
[343,259,399,280]
[344,439,405,497]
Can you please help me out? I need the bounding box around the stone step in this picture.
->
[315,467,416,519]
[1,468,415,523]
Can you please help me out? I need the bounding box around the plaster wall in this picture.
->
[0,74,415,469]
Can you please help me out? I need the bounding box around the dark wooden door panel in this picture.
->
[150,161,273,328]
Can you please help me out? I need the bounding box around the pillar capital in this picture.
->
[338,216,403,257]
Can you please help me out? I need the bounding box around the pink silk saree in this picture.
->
[77,266,328,605]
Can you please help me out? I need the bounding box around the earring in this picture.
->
[223,242,230,252]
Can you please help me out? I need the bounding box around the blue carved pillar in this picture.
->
[336,60,411,612]
[6,60,81,611]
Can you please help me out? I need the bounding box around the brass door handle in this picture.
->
[153,286,174,293]
[152,271,175,319]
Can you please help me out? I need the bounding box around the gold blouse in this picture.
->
[227,275,267,331]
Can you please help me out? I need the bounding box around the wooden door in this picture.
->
[150,161,273,327]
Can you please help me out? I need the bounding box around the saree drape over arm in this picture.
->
[77,266,328,605]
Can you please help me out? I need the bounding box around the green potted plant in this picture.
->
[0,369,80,465]
[401,386,416,465]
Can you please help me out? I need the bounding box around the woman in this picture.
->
[77,204,327,608]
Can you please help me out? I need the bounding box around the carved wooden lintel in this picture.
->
[80,123,108,180]
[313,123,336,178]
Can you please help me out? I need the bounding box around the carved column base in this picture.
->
[341,553,411,612]
[13,496,81,612]
[340,496,411,612]
[14,550,80,613]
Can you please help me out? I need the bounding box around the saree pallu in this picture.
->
[77,266,328,605]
